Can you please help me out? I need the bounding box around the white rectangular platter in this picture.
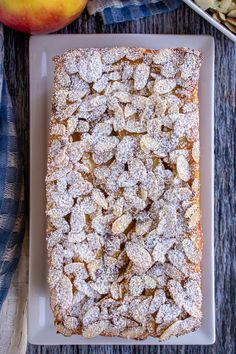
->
[29,34,215,345]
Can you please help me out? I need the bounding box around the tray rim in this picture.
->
[29,33,215,346]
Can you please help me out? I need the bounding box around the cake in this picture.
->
[46,47,203,340]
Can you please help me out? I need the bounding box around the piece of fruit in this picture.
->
[0,0,87,34]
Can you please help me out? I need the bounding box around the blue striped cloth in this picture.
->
[0,25,24,310]
[87,0,182,25]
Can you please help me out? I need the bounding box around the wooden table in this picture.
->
[3,3,235,354]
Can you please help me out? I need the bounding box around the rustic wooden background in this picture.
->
[3,2,236,354]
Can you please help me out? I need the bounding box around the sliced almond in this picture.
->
[110,283,120,300]
[64,262,88,279]
[185,204,199,228]
[140,134,158,153]
[228,9,236,18]
[194,0,215,11]
[229,3,236,11]
[192,141,200,162]
[129,276,145,296]
[112,213,132,234]
[136,220,152,236]
[126,242,152,271]
[87,259,103,281]
[64,316,79,331]
[54,148,67,165]
[113,91,132,103]
[56,323,73,336]
[219,0,232,13]
[152,239,175,264]
[192,178,200,193]
[168,279,202,319]
[58,275,73,312]
[121,326,146,339]
[149,289,166,314]
[182,238,200,264]
[152,49,173,64]
[132,298,152,324]
[225,22,236,33]
[226,17,236,25]
[91,188,108,209]
[140,186,148,201]
[156,303,181,325]
[159,317,201,341]
[82,320,109,338]
[154,79,176,94]
[113,197,124,217]
[213,12,220,22]
[219,11,226,21]
[83,306,100,326]
[143,275,157,289]
[133,63,150,90]
[177,155,191,182]
[78,51,102,83]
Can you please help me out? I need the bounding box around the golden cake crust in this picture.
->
[46,47,203,341]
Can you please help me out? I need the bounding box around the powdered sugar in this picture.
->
[47,47,202,341]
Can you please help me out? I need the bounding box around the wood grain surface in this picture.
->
[3,2,236,354]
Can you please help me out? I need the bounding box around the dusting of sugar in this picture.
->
[47,47,202,340]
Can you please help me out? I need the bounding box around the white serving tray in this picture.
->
[29,34,215,345]
[183,0,236,42]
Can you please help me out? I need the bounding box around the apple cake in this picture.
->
[46,47,203,341]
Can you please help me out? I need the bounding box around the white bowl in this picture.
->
[183,0,236,42]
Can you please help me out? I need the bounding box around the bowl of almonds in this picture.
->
[183,0,236,42]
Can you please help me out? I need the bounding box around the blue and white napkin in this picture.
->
[87,0,182,25]
[0,25,24,310]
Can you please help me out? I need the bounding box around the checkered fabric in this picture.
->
[87,0,182,25]
[0,25,24,310]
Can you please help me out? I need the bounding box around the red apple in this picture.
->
[0,0,87,34]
